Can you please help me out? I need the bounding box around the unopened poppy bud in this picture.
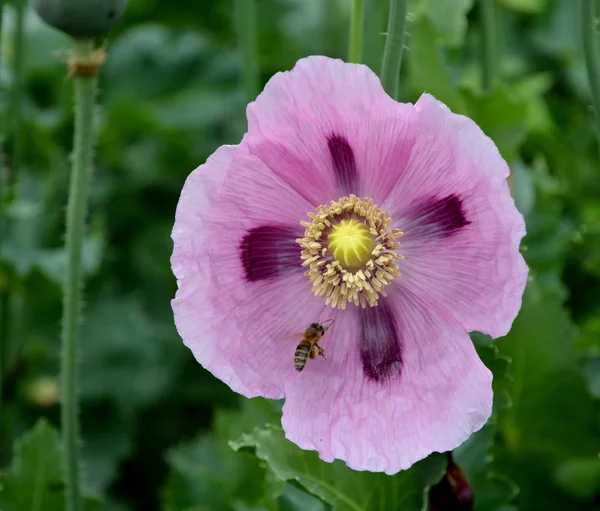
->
[429,454,474,511]
[32,0,128,38]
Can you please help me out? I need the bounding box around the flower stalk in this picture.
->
[234,0,259,102]
[0,0,5,407]
[581,0,600,142]
[349,0,364,63]
[480,0,496,94]
[380,0,408,100]
[61,37,100,511]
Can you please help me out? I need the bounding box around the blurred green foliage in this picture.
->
[0,419,102,511]
[0,0,599,510]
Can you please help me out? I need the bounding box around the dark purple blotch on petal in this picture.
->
[327,134,358,194]
[358,301,402,382]
[240,225,302,282]
[407,194,470,238]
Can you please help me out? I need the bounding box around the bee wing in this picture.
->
[282,332,306,342]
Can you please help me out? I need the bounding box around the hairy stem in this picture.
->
[480,0,496,94]
[234,0,259,102]
[349,0,364,63]
[0,0,5,417]
[581,0,600,142]
[380,0,408,100]
[61,38,98,511]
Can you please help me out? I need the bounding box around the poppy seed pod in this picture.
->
[32,0,128,38]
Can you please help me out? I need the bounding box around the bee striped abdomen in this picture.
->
[294,341,311,372]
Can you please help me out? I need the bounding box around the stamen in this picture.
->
[296,195,404,309]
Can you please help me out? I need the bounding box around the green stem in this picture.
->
[349,0,364,63]
[480,0,496,94]
[61,38,98,511]
[0,0,5,414]
[581,0,600,142]
[380,0,408,100]
[234,0,259,102]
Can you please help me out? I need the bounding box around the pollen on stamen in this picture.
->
[296,195,404,310]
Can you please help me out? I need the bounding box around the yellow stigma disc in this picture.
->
[328,219,375,269]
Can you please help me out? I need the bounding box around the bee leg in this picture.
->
[315,344,326,360]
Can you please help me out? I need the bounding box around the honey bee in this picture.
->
[294,320,333,372]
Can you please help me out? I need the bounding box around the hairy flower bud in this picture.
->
[32,0,128,38]
[429,455,474,511]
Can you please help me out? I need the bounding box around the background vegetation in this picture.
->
[1,0,600,510]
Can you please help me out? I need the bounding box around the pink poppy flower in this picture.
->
[170,56,528,474]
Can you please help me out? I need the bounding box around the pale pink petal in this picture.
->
[244,56,416,205]
[281,288,492,474]
[171,58,526,475]
[171,144,323,398]
[384,94,528,338]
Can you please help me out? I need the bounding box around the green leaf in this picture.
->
[1,233,104,284]
[0,172,105,285]
[418,0,474,47]
[454,343,518,510]
[150,89,243,132]
[511,161,536,218]
[80,295,175,411]
[554,458,600,502]
[214,397,283,443]
[0,419,101,511]
[522,199,574,274]
[163,435,273,511]
[407,18,468,114]
[232,425,446,511]
[162,398,284,511]
[495,278,600,509]
[277,483,328,511]
[580,354,600,398]
[497,279,599,460]
[531,1,589,99]
[454,426,519,511]
[103,25,211,100]
[498,0,548,13]
[81,408,134,496]
[462,87,528,162]
[475,343,513,413]
[509,73,554,134]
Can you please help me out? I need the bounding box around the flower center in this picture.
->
[297,195,404,310]
[328,219,375,269]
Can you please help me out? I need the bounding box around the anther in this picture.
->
[297,195,403,309]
